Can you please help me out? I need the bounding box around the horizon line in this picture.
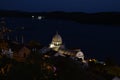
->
[0,9,120,14]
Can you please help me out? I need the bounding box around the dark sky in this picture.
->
[0,0,120,13]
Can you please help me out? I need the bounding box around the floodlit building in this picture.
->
[49,32,85,62]
[49,32,63,51]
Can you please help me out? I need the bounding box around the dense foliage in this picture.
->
[0,52,120,80]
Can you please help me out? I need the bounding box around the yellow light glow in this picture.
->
[89,59,92,62]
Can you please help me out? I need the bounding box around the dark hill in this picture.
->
[0,10,120,25]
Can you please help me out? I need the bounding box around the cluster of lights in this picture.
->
[89,59,97,62]
[32,16,42,20]
[88,58,106,65]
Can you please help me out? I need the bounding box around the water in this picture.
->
[2,17,120,62]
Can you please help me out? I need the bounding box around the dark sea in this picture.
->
[2,17,120,63]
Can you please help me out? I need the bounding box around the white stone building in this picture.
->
[49,32,85,62]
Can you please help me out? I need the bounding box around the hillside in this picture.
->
[0,10,120,25]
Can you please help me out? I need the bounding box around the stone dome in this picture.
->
[52,33,62,43]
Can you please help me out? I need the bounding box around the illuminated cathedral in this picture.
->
[49,32,64,51]
[49,32,85,62]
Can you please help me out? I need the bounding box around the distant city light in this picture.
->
[38,16,42,20]
[32,16,34,18]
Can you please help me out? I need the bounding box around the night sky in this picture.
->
[0,0,120,13]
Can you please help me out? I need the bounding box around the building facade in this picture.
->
[49,32,62,51]
[49,32,85,62]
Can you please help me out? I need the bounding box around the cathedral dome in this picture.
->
[52,33,62,43]
[50,32,63,51]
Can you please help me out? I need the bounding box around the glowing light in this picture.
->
[50,44,55,48]
[38,16,42,20]
[89,59,92,62]
[32,16,34,18]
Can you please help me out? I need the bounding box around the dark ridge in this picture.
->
[0,10,120,25]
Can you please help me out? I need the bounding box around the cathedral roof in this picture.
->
[52,32,62,42]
